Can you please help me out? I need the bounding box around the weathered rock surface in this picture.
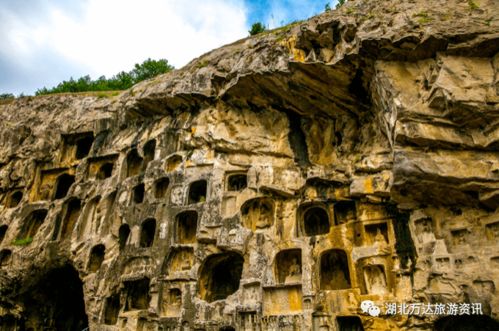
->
[1,0,498,330]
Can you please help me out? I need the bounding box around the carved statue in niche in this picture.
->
[374,228,387,245]
[284,258,302,284]
[415,218,436,244]
[364,265,387,295]
[451,229,468,245]
[485,222,499,241]
[242,198,273,231]
[39,183,52,201]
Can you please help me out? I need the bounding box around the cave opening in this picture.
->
[126,148,143,177]
[18,264,88,330]
[133,183,145,204]
[7,190,23,208]
[227,173,247,191]
[303,206,330,236]
[199,252,244,302]
[97,162,114,179]
[154,177,170,199]
[119,224,131,251]
[17,209,48,242]
[53,174,75,200]
[123,278,150,311]
[434,315,499,331]
[275,249,302,284]
[176,211,197,244]
[337,316,364,331]
[140,218,156,248]
[88,244,105,272]
[320,249,351,290]
[188,180,207,204]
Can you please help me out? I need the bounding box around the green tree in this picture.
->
[131,58,174,82]
[249,22,266,36]
[336,0,346,8]
[0,93,15,99]
[325,3,331,12]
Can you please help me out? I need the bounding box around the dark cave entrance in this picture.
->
[53,174,75,200]
[18,264,88,331]
[199,252,244,302]
[434,315,499,331]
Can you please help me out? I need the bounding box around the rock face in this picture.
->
[1,0,498,330]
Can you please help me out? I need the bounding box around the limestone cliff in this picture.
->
[0,0,498,330]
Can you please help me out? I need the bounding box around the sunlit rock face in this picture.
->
[1,0,498,330]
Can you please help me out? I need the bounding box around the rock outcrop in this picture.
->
[1,0,498,330]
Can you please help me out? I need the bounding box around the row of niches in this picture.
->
[98,249,394,327]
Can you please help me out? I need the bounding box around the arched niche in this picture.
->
[299,204,330,236]
[133,183,145,204]
[175,211,197,244]
[241,198,274,231]
[199,252,244,302]
[165,154,182,172]
[320,249,351,290]
[139,218,156,248]
[88,244,105,272]
[53,173,75,200]
[118,224,131,251]
[334,201,356,225]
[143,139,156,168]
[103,293,120,325]
[154,177,170,199]
[125,148,143,178]
[17,209,48,242]
[60,198,82,240]
[363,264,387,295]
[275,249,302,284]
[77,196,101,240]
[123,278,150,311]
[188,180,207,204]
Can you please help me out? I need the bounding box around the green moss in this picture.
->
[12,237,33,246]
[468,0,479,10]
[196,60,209,69]
[414,11,433,24]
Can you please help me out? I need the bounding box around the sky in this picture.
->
[0,0,339,95]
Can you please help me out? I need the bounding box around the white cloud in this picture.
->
[0,0,248,90]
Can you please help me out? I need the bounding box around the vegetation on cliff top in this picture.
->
[35,58,174,96]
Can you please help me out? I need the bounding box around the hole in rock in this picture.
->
[176,211,197,244]
[133,183,145,204]
[199,252,244,302]
[53,174,75,200]
[123,278,150,311]
[97,162,114,179]
[275,249,302,284]
[7,190,23,208]
[188,180,207,204]
[0,249,12,266]
[75,135,94,159]
[166,154,182,172]
[320,249,351,290]
[60,198,82,239]
[18,264,88,330]
[337,316,364,331]
[0,225,7,244]
[126,148,143,177]
[303,206,330,236]
[143,139,156,168]
[154,177,170,199]
[104,293,121,325]
[140,218,156,248]
[119,224,131,251]
[17,209,48,242]
[334,201,356,224]
[227,173,247,191]
[88,244,105,272]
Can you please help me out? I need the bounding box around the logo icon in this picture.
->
[360,300,381,317]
